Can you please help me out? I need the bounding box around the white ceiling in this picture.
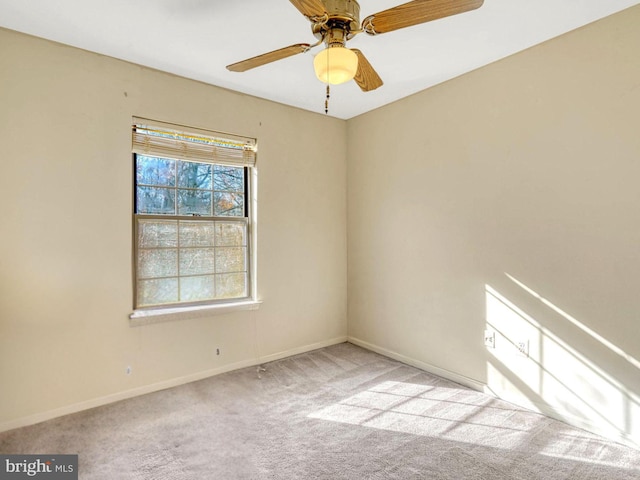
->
[1,0,638,119]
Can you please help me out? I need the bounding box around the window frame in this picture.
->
[130,119,257,315]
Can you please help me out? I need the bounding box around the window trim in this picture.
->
[129,299,262,326]
[130,118,258,319]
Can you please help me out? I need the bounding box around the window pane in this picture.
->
[215,247,246,273]
[178,161,212,189]
[179,221,215,247]
[138,249,178,278]
[180,248,215,276]
[137,186,176,214]
[216,273,247,299]
[136,156,175,187]
[214,192,244,217]
[215,222,246,247]
[180,276,215,302]
[138,278,179,306]
[138,220,178,248]
[178,189,212,216]
[214,165,244,192]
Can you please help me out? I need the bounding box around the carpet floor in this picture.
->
[1,342,639,479]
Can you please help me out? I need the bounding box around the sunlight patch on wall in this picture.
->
[485,282,639,446]
[505,273,640,371]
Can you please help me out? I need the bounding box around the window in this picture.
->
[132,118,256,310]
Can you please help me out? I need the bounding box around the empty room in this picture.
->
[1,0,639,478]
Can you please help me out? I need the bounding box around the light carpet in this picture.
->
[1,342,638,479]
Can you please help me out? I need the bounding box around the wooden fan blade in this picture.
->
[289,0,327,20]
[226,44,310,72]
[362,0,483,35]
[352,49,383,92]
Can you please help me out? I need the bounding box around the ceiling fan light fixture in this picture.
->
[313,46,358,85]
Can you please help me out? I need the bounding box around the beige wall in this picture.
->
[0,28,347,428]
[347,6,640,446]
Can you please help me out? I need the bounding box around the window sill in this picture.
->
[129,300,262,327]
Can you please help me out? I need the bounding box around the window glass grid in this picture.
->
[135,217,249,307]
[135,155,245,218]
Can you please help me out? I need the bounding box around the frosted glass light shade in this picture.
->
[313,47,358,85]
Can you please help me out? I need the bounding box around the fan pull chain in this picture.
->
[324,85,331,114]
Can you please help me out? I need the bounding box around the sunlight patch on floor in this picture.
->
[308,380,637,470]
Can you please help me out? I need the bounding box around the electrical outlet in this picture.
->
[516,340,529,357]
[216,348,220,356]
[484,330,495,349]
[126,366,132,375]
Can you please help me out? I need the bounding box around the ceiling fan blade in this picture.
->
[289,0,327,20]
[352,49,383,92]
[362,0,483,35]
[226,44,310,72]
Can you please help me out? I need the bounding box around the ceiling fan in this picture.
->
[226,0,484,92]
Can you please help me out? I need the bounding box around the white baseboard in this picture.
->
[0,335,348,434]
[6,335,636,450]
[257,336,348,365]
[347,336,486,391]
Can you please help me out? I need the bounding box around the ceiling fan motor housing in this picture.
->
[312,0,361,43]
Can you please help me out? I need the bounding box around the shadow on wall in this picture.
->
[484,274,640,447]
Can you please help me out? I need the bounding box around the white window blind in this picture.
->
[132,117,256,168]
